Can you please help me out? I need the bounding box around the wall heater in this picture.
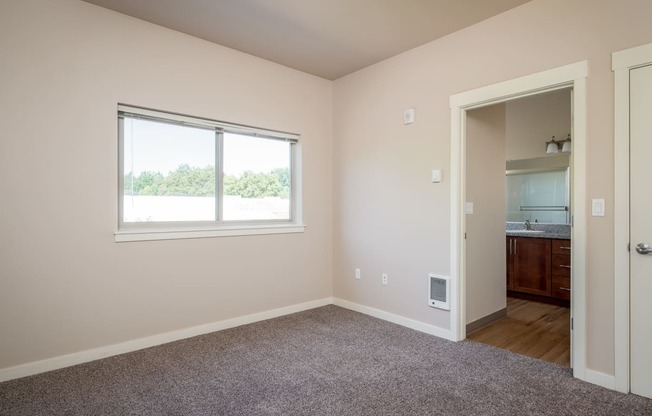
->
[428,274,450,310]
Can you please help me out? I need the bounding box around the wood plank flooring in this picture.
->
[467,297,570,367]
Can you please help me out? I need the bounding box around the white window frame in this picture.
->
[115,105,304,242]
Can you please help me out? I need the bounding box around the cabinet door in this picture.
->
[552,254,571,277]
[512,237,551,296]
[506,238,514,290]
[551,276,571,300]
[552,239,572,255]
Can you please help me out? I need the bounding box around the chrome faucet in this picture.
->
[525,219,532,230]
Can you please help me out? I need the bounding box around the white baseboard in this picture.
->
[333,298,455,341]
[0,297,333,383]
[15,297,598,386]
[584,368,616,390]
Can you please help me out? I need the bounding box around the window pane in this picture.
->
[223,133,291,220]
[123,117,215,222]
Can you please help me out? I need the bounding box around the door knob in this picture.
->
[635,243,652,255]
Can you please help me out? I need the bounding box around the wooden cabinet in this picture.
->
[506,237,551,296]
[506,237,571,303]
[551,240,572,300]
[506,238,514,290]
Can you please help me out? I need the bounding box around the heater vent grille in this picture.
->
[428,274,450,310]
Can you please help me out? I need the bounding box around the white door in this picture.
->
[630,63,652,399]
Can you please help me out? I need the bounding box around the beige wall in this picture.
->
[0,0,333,370]
[4,0,652,381]
[333,0,652,375]
[506,89,572,161]
[466,104,507,325]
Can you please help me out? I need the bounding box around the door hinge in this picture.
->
[464,232,467,240]
[571,317,574,331]
[627,242,631,252]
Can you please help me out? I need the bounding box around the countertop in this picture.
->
[505,222,571,240]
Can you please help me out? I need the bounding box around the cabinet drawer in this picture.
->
[552,254,571,277]
[552,276,571,300]
[552,239,572,254]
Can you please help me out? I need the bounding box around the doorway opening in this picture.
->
[463,88,573,366]
[449,61,588,380]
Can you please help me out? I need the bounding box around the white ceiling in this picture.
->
[82,0,531,80]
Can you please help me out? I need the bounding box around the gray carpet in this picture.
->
[1,305,650,415]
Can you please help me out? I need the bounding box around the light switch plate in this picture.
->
[465,202,474,214]
[431,169,442,183]
[404,108,415,125]
[592,198,605,216]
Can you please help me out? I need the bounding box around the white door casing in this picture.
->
[613,42,652,395]
[449,61,588,380]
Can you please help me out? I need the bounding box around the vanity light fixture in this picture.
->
[545,134,571,154]
[545,136,560,154]
[561,133,572,153]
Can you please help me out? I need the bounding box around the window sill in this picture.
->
[114,224,306,242]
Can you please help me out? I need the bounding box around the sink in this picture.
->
[508,229,545,234]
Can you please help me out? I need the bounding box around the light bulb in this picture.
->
[561,140,571,153]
